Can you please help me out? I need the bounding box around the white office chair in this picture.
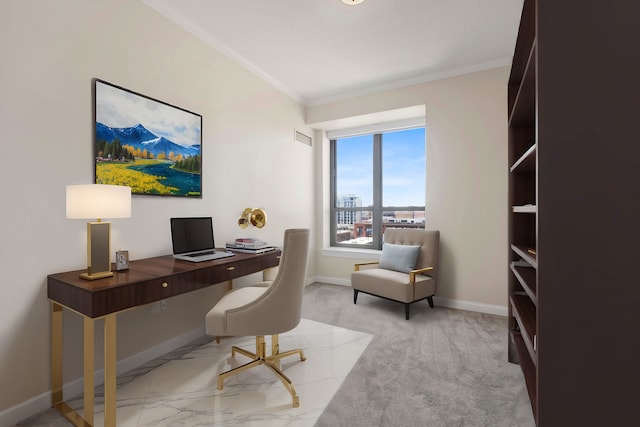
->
[205,228,310,407]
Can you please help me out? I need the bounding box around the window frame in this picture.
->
[330,127,426,250]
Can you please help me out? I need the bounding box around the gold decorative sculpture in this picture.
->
[238,208,267,229]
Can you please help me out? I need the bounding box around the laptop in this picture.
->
[170,217,234,262]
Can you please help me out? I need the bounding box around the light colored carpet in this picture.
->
[303,283,535,427]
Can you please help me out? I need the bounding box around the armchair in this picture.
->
[351,228,439,320]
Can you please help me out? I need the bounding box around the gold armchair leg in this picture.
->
[216,335,306,407]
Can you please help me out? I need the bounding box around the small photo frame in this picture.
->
[115,250,129,271]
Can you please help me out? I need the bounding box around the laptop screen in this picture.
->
[170,217,215,255]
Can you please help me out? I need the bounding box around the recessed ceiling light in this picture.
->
[341,0,365,5]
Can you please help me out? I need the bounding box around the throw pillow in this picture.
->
[378,243,421,273]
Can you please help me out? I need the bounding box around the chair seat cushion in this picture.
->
[351,268,435,303]
[205,287,268,336]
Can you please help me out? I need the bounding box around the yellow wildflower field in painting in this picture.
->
[96,161,178,195]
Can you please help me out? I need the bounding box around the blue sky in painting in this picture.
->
[95,81,201,148]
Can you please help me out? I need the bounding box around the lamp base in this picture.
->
[80,271,114,281]
[79,221,113,281]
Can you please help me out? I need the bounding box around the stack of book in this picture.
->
[225,238,276,254]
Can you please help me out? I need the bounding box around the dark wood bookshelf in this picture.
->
[510,263,536,302]
[510,331,537,413]
[510,294,537,363]
[507,0,535,113]
[508,43,536,127]
[510,244,537,268]
[510,144,536,173]
[507,1,640,425]
[507,3,539,421]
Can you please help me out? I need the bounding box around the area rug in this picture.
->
[36,319,372,427]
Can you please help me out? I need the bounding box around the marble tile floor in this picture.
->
[63,319,373,427]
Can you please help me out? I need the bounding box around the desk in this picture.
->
[47,250,281,427]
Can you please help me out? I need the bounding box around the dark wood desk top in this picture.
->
[48,250,281,318]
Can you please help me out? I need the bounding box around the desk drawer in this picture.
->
[138,273,196,304]
[261,251,281,269]
[229,252,281,278]
[193,264,235,288]
[191,255,280,288]
[104,272,195,313]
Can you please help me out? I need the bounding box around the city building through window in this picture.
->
[330,127,426,249]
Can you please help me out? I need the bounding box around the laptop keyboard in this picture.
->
[187,251,215,257]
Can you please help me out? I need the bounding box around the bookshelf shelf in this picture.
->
[511,244,537,268]
[510,262,536,302]
[510,144,536,173]
[512,205,536,213]
[510,331,537,412]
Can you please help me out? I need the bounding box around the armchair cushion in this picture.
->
[378,243,420,273]
[352,268,435,302]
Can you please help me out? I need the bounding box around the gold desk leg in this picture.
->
[51,303,63,408]
[51,303,93,427]
[104,314,117,427]
[262,266,278,282]
[83,317,95,424]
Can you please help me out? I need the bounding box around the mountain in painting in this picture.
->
[141,136,199,157]
[96,122,199,158]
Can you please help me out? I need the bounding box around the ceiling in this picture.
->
[144,0,523,107]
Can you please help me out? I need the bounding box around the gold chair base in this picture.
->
[217,335,306,407]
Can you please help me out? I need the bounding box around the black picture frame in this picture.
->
[93,79,203,197]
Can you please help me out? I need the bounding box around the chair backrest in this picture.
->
[227,228,310,335]
[384,228,440,282]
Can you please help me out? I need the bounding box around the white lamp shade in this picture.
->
[66,184,131,219]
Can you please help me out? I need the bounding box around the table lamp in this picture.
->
[66,184,131,280]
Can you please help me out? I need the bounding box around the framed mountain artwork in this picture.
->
[93,79,202,197]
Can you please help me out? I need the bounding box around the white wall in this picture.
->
[0,0,314,417]
[307,67,509,314]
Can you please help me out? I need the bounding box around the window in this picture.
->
[330,127,426,249]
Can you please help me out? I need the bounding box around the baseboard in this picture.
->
[0,326,205,427]
[0,390,51,427]
[310,276,507,317]
[313,275,351,287]
[432,296,507,317]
